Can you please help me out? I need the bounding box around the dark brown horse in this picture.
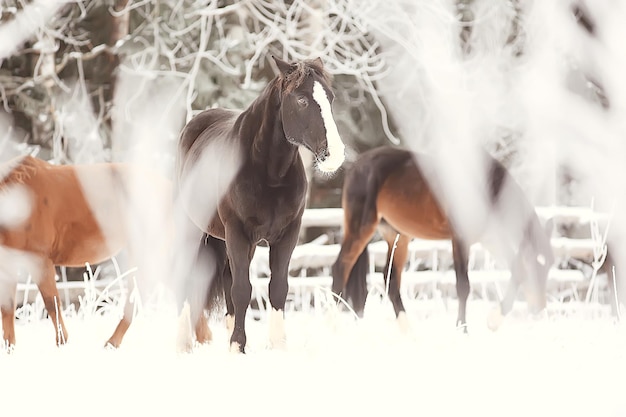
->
[332,146,554,332]
[0,155,172,351]
[177,57,345,353]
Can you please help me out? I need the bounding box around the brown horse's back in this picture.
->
[343,147,451,240]
[1,157,117,266]
[1,155,173,349]
[377,158,451,240]
[0,156,170,267]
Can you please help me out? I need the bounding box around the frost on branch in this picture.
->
[1,0,392,165]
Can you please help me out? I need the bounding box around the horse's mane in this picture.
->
[0,155,40,189]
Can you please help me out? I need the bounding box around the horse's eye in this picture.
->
[297,96,308,107]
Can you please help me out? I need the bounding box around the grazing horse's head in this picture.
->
[273,56,345,173]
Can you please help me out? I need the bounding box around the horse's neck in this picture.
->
[241,91,301,184]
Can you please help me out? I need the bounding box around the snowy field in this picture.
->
[2,296,625,417]
[2,2,626,416]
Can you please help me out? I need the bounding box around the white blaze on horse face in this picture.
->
[312,81,345,173]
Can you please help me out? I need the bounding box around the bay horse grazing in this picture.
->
[332,146,554,332]
[177,56,345,353]
[0,155,172,351]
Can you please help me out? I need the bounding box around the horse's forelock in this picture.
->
[280,60,330,94]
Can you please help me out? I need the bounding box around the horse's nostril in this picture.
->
[320,149,330,160]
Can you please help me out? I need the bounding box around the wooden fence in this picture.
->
[16,206,610,313]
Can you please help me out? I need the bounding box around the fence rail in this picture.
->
[16,206,609,313]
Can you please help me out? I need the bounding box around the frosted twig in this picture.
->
[54,296,66,345]
[385,233,400,296]
[584,199,612,304]
[612,266,621,321]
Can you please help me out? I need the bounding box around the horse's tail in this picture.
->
[343,247,369,317]
[202,234,227,317]
[176,233,228,352]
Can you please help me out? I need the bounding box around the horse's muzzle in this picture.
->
[316,146,344,173]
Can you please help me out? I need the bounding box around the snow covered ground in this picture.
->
[2,297,625,417]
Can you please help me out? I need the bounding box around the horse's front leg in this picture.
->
[225,222,254,353]
[38,260,69,346]
[1,281,17,352]
[452,238,470,333]
[488,256,524,331]
[267,220,301,350]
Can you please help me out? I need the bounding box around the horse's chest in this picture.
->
[228,179,306,239]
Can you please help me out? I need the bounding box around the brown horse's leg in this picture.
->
[331,221,378,299]
[451,237,470,333]
[1,282,17,351]
[106,268,140,348]
[37,261,69,346]
[194,313,212,344]
[106,310,131,349]
[379,225,410,317]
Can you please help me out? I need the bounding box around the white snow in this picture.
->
[1,297,624,417]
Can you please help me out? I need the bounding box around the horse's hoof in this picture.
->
[487,306,504,331]
[396,312,412,335]
[268,336,287,351]
[195,327,213,345]
[455,321,468,334]
[177,343,194,355]
[225,315,235,337]
[55,330,68,347]
[104,341,120,350]
[230,342,245,354]
[269,341,287,351]
[269,308,286,350]
[3,342,15,354]
[196,334,212,345]
[530,308,548,323]
[176,302,194,353]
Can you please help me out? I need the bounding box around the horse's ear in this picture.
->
[272,56,293,75]
[312,57,324,68]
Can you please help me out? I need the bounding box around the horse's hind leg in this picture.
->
[194,234,230,345]
[331,205,378,300]
[379,225,411,325]
[106,270,139,348]
[1,282,17,351]
[106,309,131,348]
[37,261,69,346]
[452,237,470,333]
[222,260,234,337]
[487,254,524,331]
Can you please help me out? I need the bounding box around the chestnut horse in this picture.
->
[0,155,172,351]
[177,57,345,353]
[332,146,554,332]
